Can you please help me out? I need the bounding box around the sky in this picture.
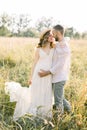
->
[0,0,87,32]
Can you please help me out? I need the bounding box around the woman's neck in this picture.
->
[43,42,51,49]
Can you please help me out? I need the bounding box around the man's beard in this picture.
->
[55,37,59,41]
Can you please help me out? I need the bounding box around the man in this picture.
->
[38,25,71,114]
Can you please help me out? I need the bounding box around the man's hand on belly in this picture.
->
[38,69,51,77]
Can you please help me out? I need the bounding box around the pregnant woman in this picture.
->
[5,29,55,121]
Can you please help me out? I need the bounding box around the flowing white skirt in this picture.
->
[5,49,54,121]
[5,75,53,121]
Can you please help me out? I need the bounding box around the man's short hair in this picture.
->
[53,25,64,35]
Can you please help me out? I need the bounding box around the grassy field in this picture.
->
[0,37,87,130]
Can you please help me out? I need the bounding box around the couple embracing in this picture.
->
[5,24,71,121]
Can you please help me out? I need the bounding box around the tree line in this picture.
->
[0,13,87,39]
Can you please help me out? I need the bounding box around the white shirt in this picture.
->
[50,37,71,83]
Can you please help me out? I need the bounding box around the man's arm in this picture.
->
[38,69,51,77]
[50,53,70,75]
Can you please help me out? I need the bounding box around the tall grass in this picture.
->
[0,37,87,130]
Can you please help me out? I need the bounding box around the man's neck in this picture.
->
[58,37,64,42]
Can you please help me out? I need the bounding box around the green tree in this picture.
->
[82,32,87,39]
[8,14,31,36]
[73,32,81,39]
[35,17,54,32]
[65,27,74,38]
[16,14,31,36]
[0,26,11,36]
[0,13,11,36]
[23,28,39,37]
[0,13,11,27]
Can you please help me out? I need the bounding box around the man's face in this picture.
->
[52,29,62,41]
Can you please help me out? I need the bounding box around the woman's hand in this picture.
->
[52,39,56,48]
[28,79,32,85]
[52,43,56,48]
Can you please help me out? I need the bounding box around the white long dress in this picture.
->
[5,48,54,121]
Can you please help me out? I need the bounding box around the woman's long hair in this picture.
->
[37,29,53,48]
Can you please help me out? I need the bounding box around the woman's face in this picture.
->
[48,31,55,43]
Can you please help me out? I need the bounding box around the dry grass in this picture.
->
[0,37,87,130]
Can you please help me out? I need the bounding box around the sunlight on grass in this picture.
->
[0,38,87,130]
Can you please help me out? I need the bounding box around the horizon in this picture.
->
[0,0,87,33]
